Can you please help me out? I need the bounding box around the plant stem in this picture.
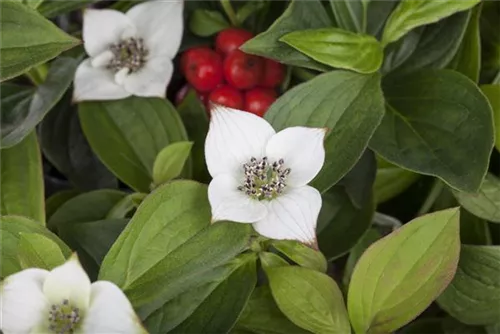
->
[417,179,445,216]
[220,0,238,27]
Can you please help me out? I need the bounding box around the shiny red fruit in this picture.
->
[261,59,285,88]
[209,85,244,109]
[244,88,277,117]
[183,47,224,92]
[223,50,264,90]
[216,28,254,56]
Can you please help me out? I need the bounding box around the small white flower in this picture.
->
[0,255,146,334]
[73,0,183,102]
[205,105,326,246]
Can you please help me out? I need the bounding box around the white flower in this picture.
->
[0,255,146,334]
[205,105,326,246]
[73,0,183,102]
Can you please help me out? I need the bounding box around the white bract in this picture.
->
[0,255,146,334]
[73,0,183,102]
[205,105,326,246]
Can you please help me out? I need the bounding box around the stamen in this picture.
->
[47,299,81,334]
[107,37,149,73]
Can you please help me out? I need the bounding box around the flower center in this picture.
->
[238,156,290,200]
[107,37,148,73]
[48,299,81,334]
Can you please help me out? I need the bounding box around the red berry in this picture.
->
[209,85,244,109]
[223,50,264,90]
[216,28,254,56]
[244,88,277,117]
[261,59,285,88]
[183,47,224,92]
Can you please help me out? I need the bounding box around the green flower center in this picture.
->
[108,37,149,73]
[48,299,81,334]
[238,157,290,200]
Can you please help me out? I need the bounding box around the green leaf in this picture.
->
[25,0,43,9]
[347,208,461,334]
[370,70,494,193]
[267,266,350,334]
[0,0,80,81]
[152,141,193,187]
[453,174,500,223]
[40,93,117,190]
[265,70,385,193]
[280,28,383,74]
[381,0,479,45]
[329,0,364,33]
[449,7,481,82]
[45,189,80,221]
[241,0,331,71]
[400,317,487,334]
[480,85,500,153]
[365,1,398,37]
[437,245,500,325]
[18,233,66,270]
[189,9,229,37]
[0,132,44,223]
[106,192,146,219]
[78,97,189,192]
[259,252,290,270]
[38,0,98,18]
[233,286,311,334]
[271,240,327,273]
[0,215,71,278]
[374,156,419,204]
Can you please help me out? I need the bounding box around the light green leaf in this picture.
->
[152,141,193,187]
[1,57,79,148]
[18,233,67,270]
[370,69,494,193]
[265,70,385,193]
[381,0,479,45]
[0,215,71,278]
[38,0,98,18]
[0,132,44,224]
[79,97,189,193]
[0,0,80,81]
[480,85,500,153]
[453,173,500,223]
[25,0,43,9]
[241,0,331,71]
[189,9,229,37]
[259,252,290,270]
[267,266,350,334]
[233,286,311,334]
[437,245,500,325]
[280,28,383,74]
[271,240,327,273]
[374,156,419,204]
[347,208,461,334]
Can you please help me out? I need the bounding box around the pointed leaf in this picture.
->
[18,233,67,270]
[152,141,193,187]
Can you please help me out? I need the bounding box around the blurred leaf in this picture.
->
[18,233,67,270]
[38,0,98,18]
[189,9,229,37]
[480,85,500,153]
[45,189,80,221]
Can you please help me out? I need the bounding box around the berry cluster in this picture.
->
[179,28,285,117]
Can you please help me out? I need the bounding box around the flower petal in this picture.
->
[126,0,183,58]
[83,9,136,57]
[122,57,173,97]
[81,281,146,334]
[205,105,276,177]
[265,127,326,187]
[73,59,131,102]
[209,174,267,223]
[43,255,91,311]
[0,268,49,333]
[252,185,322,245]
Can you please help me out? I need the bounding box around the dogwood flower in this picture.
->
[73,0,183,102]
[205,105,326,246]
[0,255,146,334]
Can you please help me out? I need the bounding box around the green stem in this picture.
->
[220,0,238,27]
[292,67,317,82]
[417,179,445,216]
[25,63,49,86]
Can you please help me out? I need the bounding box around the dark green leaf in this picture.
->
[241,0,331,71]
[45,189,80,221]
[374,156,419,204]
[106,192,146,219]
[152,141,193,187]
[189,9,229,37]
[438,245,500,325]
[370,70,494,193]
[280,28,383,74]
[38,0,98,18]
[265,70,385,193]
[79,97,189,192]
[271,240,327,273]
[18,233,67,270]
[0,0,80,81]
[1,57,78,148]
[480,85,500,153]
[453,174,500,223]
[0,132,45,223]
[329,0,364,32]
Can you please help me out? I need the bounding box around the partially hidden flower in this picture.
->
[205,105,326,246]
[73,0,183,102]
[0,255,146,334]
